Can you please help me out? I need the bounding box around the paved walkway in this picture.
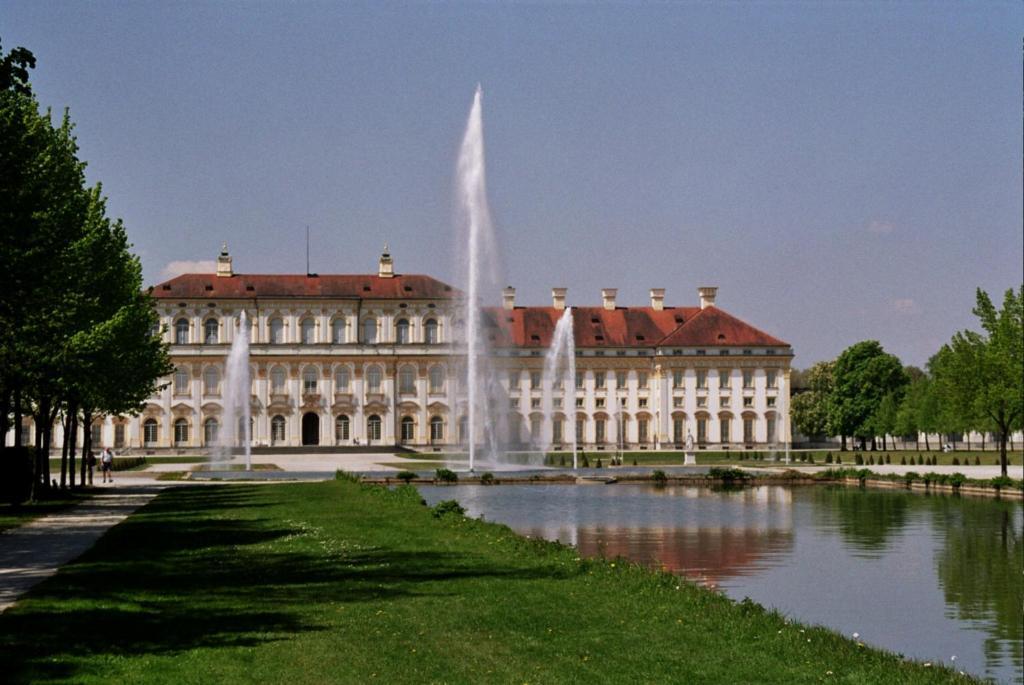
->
[0,484,164,613]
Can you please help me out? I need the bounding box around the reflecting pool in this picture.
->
[419,484,1023,684]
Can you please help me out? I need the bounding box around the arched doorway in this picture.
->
[302,412,320,446]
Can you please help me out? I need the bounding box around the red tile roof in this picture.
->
[152,273,457,300]
[483,305,788,348]
[153,272,788,348]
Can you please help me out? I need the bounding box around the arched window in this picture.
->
[203,366,220,395]
[175,318,190,344]
[637,417,649,444]
[335,415,350,442]
[428,365,444,393]
[173,418,189,446]
[203,318,219,344]
[424,318,439,344]
[400,416,415,443]
[530,415,542,442]
[332,318,347,344]
[237,416,253,446]
[204,417,219,445]
[270,366,287,393]
[300,318,316,345]
[269,317,285,344]
[143,418,159,446]
[366,365,382,393]
[576,417,585,443]
[174,368,190,394]
[399,365,416,394]
[430,416,444,442]
[271,415,286,444]
[552,418,563,444]
[743,416,755,443]
[362,317,377,344]
[334,366,350,392]
[673,417,685,444]
[302,366,318,394]
[719,415,731,443]
[367,414,382,441]
[395,319,410,344]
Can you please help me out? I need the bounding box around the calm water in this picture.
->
[419,484,1023,684]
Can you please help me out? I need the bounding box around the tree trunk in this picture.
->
[999,429,1008,478]
[840,435,847,451]
[81,408,92,489]
[68,412,79,491]
[924,433,930,451]
[60,412,70,488]
[0,390,9,448]
[13,385,22,448]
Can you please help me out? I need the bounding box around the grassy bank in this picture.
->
[0,480,971,684]
[0,492,88,533]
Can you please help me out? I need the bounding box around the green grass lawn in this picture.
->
[0,480,972,684]
[0,493,88,533]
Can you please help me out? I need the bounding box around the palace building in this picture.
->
[99,246,794,452]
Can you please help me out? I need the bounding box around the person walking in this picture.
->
[100,448,114,483]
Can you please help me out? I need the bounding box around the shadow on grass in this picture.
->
[0,485,572,683]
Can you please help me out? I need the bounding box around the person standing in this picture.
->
[100,447,114,483]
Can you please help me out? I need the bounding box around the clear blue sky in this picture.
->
[4,1,1021,367]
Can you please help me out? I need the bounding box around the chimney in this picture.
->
[698,286,718,310]
[216,242,233,277]
[378,243,394,278]
[650,288,665,311]
[602,288,618,311]
[502,286,516,310]
[552,287,567,310]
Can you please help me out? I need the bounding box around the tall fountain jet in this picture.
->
[541,307,578,468]
[219,310,252,471]
[455,85,503,473]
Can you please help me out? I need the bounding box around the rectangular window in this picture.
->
[720,419,730,443]
[531,398,541,409]
[697,418,707,443]
[696,370,707,389]
[91,424,102,448]
[510,398,519,409]
[576,419,585,443]
[575,374,584,390]
[114,424,125,448]
[744,418,754,443]
[553,398,562,408]
[673,397,684,407]
[638,372,648,389]
[767,418,776,444]
[553,420,563,443]
[575,397,584,408]
[696,396,707,408]
[401,420,415,442]
[673,418,684,444]
[743,370,754,389]
[595,398,605,408]
[767,396,776,408]
[719,370,731,388]
[508,371,520,389]
[530,371,541,390]
[638,419,649,443]
[596,419,606,443]
[766,370,777,388]
[616,371,627,388]
[144,421,158,446]
[638,398,647,408]
[595,372,606,389]
[672,370,684,388]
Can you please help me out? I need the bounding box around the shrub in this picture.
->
[900,456,906,465]
[335,470,362,483]
[480,472,495,485]
[990,476,1015,492]
[854,453,864,465]
[825,453,833,464]
[952,457,959,466]
[808,454,815,464]
[582,455,590,468]
[632,459,638,466]
[431,499,466,518]
[974,456,980,466]
[917,455,924,465]
[948,473,966,489]
[652,469,668,485]
[395,470,417,484]
[708,467,750,482]
[559,455,566,467]
[868,455,875,465]
[885,454,891,464]
[435,468,458,483]
[903,472,918,486]
[835,454,842,464]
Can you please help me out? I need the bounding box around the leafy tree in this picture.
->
[828,341,907,450]
[931,287,1023,477]
[791,361,833,439]
[0,38,35,96]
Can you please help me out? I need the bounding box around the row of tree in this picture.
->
[1,39,172,499]
[791,287,1023,477]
